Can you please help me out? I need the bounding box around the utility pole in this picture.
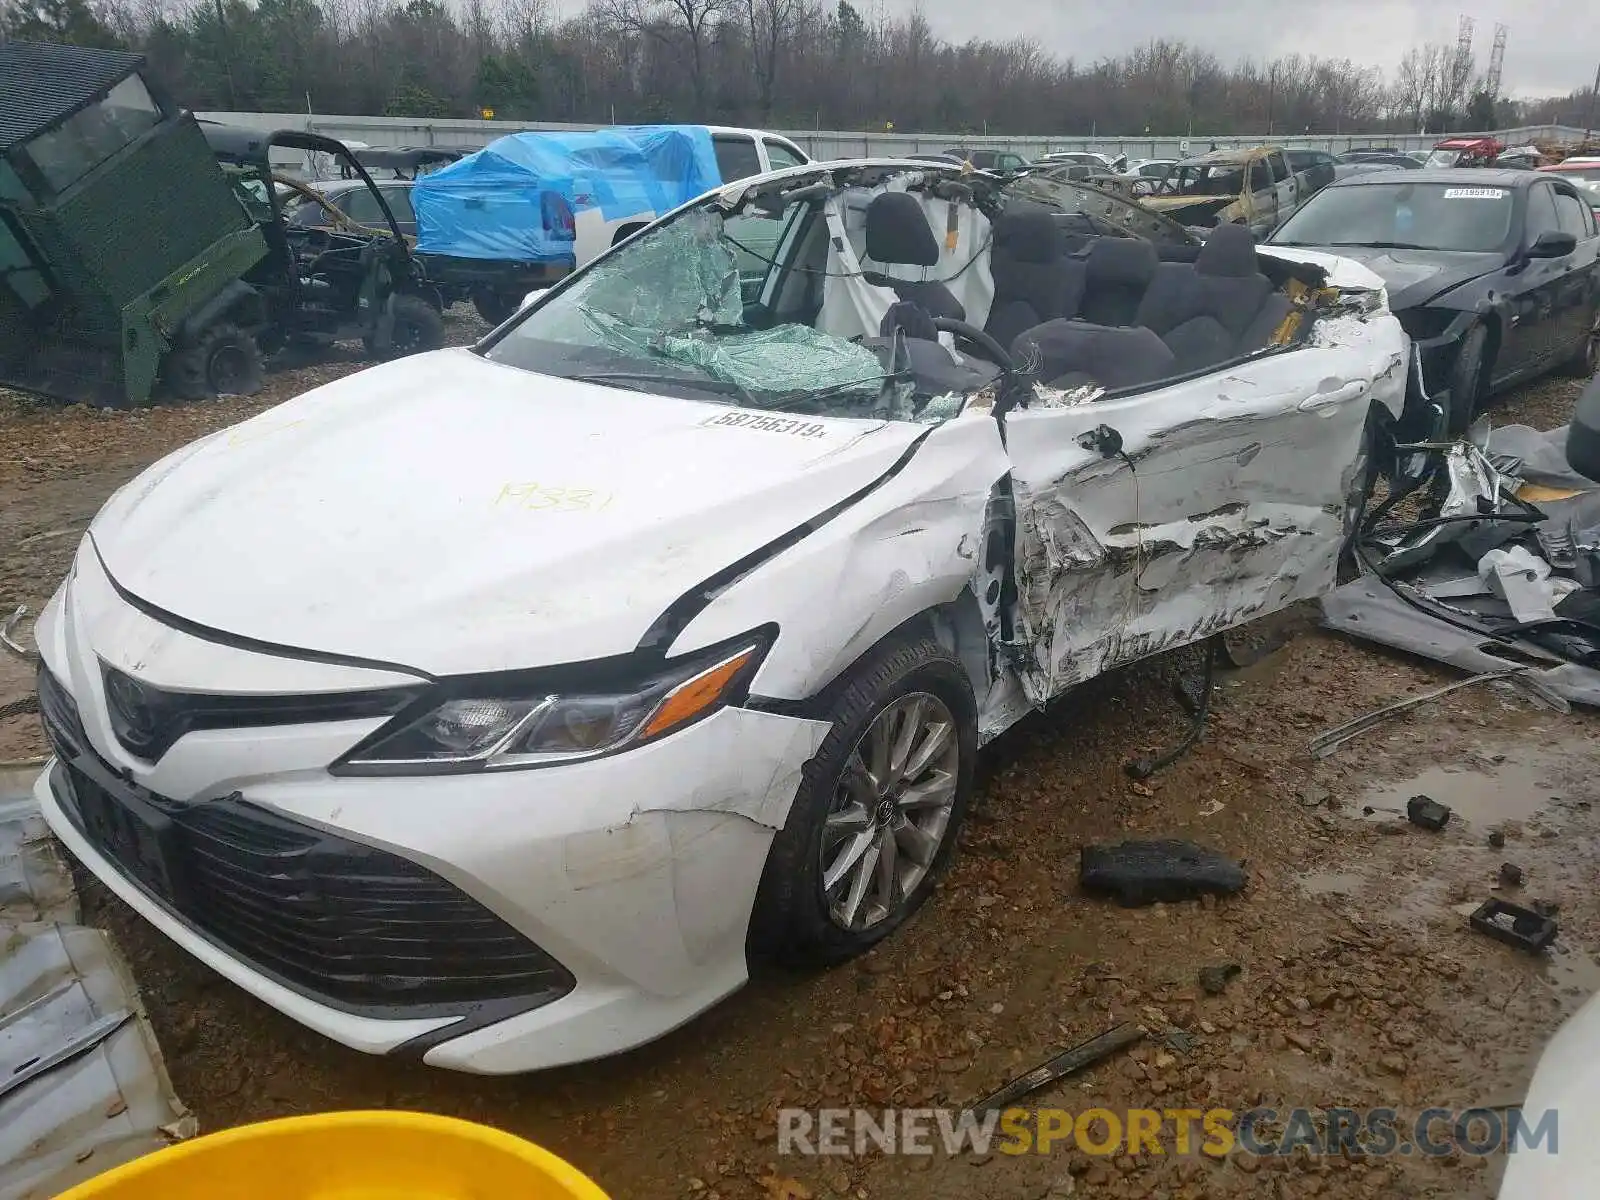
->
[1587,59,1600,142]
[214,0,238,110]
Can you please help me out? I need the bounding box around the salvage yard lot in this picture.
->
[1,323,1595,1200]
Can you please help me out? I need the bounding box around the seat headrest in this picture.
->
[865,191,941,267]
[1084,236,1158,286]
[993,208,1061,264]
[1196,223,1260,278]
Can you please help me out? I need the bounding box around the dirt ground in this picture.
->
[1,332,1596,1200]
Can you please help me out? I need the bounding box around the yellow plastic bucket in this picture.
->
[55,1111,610,1200]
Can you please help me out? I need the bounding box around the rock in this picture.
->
[1233,1152,1261,1175]
[909,978,936,1004]
[1198,963,1242,995]
[1198,1020,1218,1035]
[1377,1054,1406,1076]
[1488,830,1506,849]
[1285,1031,1314,1053]
[1499,863,1525,887]
[1387,1027,1416,1048]
[1268,1031,1288,1051]
[1154,1051,1176,1070]
[1406,795,1451,830]
[1085,1164,1114,1186]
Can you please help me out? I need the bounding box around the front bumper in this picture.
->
[35,547,829,1072]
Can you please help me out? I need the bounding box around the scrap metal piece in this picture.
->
[0,787,193,1200]
[1307,664,1572,758]
[1,606,34,663]
[1470,898,1558,953]
[969,1022,1145,1116]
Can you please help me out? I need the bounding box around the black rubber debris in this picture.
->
[1470,898,1558,953]
[1079,840,1247,907]
[1406,795,1452,832]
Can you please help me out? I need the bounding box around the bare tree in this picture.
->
[598,0,726,110]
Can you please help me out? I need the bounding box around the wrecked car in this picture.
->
[1268,169,1600,435]
[1425,137,1506,169]
[1137,145,1307,236]
[32,160,1406,1073]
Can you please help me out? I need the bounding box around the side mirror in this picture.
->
[1528,230,1577,259]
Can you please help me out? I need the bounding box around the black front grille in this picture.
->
[49,717,575,1017]
[37,663,86,757]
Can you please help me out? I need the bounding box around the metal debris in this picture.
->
[1307,668,1569,758]
[1469,898,1558,954]
[968,1022,1145,1116]
[0,782,194,1200]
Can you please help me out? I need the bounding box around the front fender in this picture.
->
[666,415,1011,703]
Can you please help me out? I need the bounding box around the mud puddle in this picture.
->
[1355,742,1578,829]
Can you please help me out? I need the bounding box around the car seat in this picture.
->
[985,206,1079,350]
[1064,237,1160,327]
[861,191,965,322]
[1012,319,1177,391]
[1134,223,1291,372]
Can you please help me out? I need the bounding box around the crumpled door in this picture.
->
[1001,351,1382,705]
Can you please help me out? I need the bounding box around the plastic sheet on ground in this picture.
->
[0,773,194,1200]
[413,125,721,262]
[1322,423,1600,709]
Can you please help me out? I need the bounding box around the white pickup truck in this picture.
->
[516,126,810,314]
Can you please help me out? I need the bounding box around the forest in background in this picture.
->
[4,0,1598,137]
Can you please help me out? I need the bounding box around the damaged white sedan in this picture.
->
[33,161,1407,1072]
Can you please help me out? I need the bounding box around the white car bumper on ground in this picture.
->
[34,548,830,1073]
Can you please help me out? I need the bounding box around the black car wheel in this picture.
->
[163,322,264,402]
[1561,312,1599,379]
[367,294,445,359]
[747,638,977,967]
[1445,320,1490,435]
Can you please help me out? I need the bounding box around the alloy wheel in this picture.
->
[819,692,961,932]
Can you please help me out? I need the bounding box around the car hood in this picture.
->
[1287,246,1503,309]
[1497,988,1600,1197]
[89,350,926,676]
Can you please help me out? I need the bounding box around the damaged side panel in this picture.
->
[667,414,1014,707]
[1002,347,1385,705]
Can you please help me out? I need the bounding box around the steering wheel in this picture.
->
[932,316,1015,372]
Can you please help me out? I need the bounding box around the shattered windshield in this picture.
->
[484,168,1010,424]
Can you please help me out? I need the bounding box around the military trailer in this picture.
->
[0,40,270,406]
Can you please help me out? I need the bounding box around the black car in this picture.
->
[1268,168,1600,433]
[1334,151,1422,171]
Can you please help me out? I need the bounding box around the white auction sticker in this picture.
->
[1442,187,1507,199]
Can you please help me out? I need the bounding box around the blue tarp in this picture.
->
[412,125,723,263]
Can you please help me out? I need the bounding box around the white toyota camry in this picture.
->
[34,161,1408,1072]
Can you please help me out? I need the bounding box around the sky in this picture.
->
[880,0,1597,99]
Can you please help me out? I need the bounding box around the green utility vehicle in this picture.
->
[0,40,270,406]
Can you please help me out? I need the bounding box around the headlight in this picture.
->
[331,636,769,775]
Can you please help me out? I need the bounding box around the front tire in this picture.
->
[1561,312,1599,379]
[367,293,445,359]
[748,638,977,966]
[1446,320,1490,435]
